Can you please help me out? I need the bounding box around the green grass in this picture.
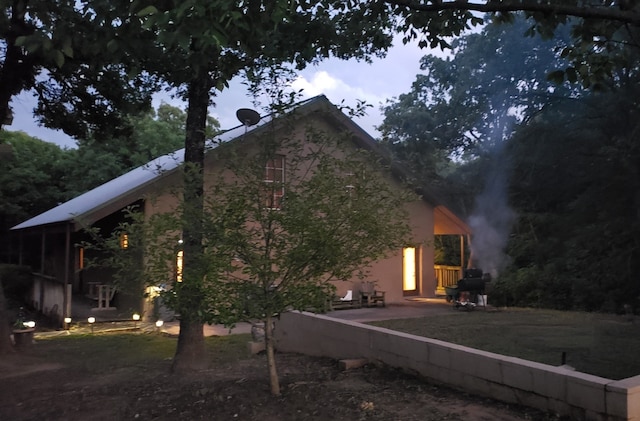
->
[32,333,253,371]
[369,308,640,380]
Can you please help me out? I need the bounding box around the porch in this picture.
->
[434,265,462,296]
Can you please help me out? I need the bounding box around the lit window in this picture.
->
[78,247,85,270]
[120,233,129,249]
[176,250,184,282]
[263,155,285,209]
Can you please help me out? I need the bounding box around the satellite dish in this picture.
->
[236,108,261,126]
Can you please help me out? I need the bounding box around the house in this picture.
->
[10,95,471,324]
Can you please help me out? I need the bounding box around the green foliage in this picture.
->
[387,1,640,89]
[434,235,464,266]
[500,80,640,312]
[64,103,191,196]
[0,264,32,301]
[381,14,578,166]
[0,131,70,226]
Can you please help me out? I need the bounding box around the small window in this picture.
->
[176,250,184,282]
[120,233,129,249]
[263,155,285,209]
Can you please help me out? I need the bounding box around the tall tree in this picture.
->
[124,1,399,372]
[380,14,580,216]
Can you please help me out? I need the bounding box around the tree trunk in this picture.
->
[265,313,280,395]
[171,318,207,372]
[0,277,16,354]
[170,66,211,372]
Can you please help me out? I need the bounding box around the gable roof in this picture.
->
[11,95,470,234]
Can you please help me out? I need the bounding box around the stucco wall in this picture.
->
[31,275,66,323]
[274,311,640,421]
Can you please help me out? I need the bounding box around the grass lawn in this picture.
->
[369,307,640,380]
[29,332,251,369]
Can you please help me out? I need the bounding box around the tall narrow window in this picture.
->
[176,250,184,283]
[78,247,85,270]
[120,233,129,249]
[264,155,285,209]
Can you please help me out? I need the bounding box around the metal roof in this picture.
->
[10,95,470,234]
[10,96,297,231]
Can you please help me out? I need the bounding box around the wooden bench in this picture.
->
[330,290,362,310]
[360,281,386,307]
[362,290,385,307]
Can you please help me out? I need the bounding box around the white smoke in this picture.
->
[468,158,516,277]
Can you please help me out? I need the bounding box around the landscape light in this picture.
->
[88,316,95,333]
[155,320,163,327]
[64,317,72,330]
[24,321,35,328]
[133,313,140,328]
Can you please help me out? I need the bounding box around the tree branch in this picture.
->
[384,0,640,25]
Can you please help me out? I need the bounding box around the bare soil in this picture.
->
[0,346,559,421]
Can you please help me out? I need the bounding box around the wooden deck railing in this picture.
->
[434,265,461,295]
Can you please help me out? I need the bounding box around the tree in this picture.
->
[63,103,196,197]
[122,1,400,372]
[382,0,640,88]
[497,81,640,312]
[380,14,581,217]
[213,104,412,395]
[1,0,157,138]
[0,130,69,230]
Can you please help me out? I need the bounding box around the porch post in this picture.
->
[63,223,71,320]
[40,227,46,274]
[18,231,23,265]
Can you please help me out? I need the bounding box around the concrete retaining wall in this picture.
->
[274,311,640,421]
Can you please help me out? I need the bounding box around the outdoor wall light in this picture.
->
[88,316,95,333]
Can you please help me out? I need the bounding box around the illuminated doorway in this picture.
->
[403,247,419,295]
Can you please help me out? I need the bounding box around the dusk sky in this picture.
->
[6,38,443,149]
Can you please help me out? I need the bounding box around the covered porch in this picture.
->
[432,205,472,296]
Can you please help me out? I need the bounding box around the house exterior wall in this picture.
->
[141,115,443,304]
[331,198,437,302]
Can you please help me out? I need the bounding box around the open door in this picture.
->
[403,247,419,296]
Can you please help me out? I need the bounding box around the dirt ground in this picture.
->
[0,347,560,421]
